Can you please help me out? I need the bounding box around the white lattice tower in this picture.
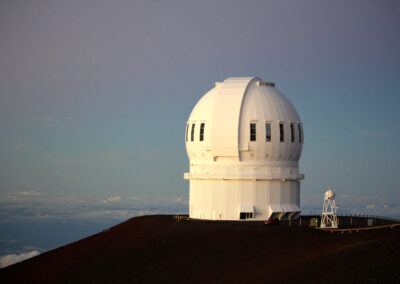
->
[320,189,338,228]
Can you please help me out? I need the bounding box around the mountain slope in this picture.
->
[1,215,399,283]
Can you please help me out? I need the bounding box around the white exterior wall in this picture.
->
[189,179,300,220]
[184,77,304,221]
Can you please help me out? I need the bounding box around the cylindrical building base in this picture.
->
[189,179,300,221]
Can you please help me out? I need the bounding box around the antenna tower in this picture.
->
[320,189,338,228]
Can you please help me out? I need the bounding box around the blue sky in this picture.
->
[0,0,400,265]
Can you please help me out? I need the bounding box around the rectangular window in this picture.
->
[250,123,256,141]
[290,123,295,143]
[266,123,271,142]
[185,124,189,142]
[191,123,195,141]
[199,123,205,141]
[298,124,302,143]
[280,123,284,142]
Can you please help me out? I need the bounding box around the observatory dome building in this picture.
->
[184,77,304,221]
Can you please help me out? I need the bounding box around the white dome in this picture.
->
[185,77,303,164]
[324,189,336,200]
[184,77,305,221]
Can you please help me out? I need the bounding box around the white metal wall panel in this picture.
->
[255,182,268,218]
[190,179,301,220]
[211,77,257,158]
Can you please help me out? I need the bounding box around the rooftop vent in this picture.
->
[257,81,275,87]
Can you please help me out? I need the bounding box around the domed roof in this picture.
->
[324,189,336,200]
[185,77,303,164]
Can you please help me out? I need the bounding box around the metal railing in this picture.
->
[301,213,400,223]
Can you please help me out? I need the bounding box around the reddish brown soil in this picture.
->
[1,215,399,283]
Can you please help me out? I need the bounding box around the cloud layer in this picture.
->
[301,193,400,218]
[0,189,398,226]
[101,196,122,204]
[0,191,188,224]
[0,251,40,268]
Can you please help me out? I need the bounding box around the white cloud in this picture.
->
[21,246,43,252]
[77,209,138,220]
[174,197,188,205]
[1,189,398,223]
[300,194,400,218]
[17,191,41,196]
[101,196,122,204]
[4,191,42,201]
[0,192,189,223]
[0,251,40,268]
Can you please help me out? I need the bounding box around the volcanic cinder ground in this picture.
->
[1,215,399,283]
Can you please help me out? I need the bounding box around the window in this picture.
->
[250,123,256,141]
[240,212,254,219]
[191,123,195,141]
[185,124,189,142]
[280,123,284,142]
[199,123,205,141]
[265,123,271,142]
[298,124,302,143]
[290,123,295,143]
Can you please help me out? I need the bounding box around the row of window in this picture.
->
[251,122,302,143]
[186,122,205,142]
[186,122,303,143]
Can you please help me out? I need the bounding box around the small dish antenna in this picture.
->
[320,189,338,228]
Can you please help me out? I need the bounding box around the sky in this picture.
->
[1,0,400,266]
